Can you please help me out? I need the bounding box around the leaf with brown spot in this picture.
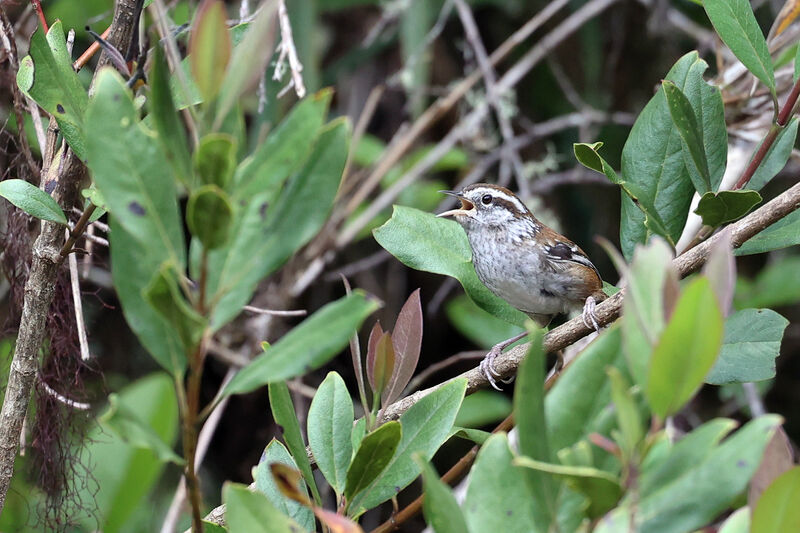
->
[270,463,312,507]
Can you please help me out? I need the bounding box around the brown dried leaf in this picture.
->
[313,508,365,533]
[383,289,423,405]
[749,426,796,507]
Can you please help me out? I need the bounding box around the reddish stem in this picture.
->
[30,0,47,32]
[733,76,800,191]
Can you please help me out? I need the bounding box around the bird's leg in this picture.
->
[480,331,528,390]
[581,295,601,332]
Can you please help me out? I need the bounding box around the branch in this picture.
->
[380,180,800,421]
[0,0,141,512]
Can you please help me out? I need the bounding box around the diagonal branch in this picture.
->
[380,180,800,421]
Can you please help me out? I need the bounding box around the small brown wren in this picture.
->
[438,183,606,389]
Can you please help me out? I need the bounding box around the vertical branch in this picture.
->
[0,0,141,513]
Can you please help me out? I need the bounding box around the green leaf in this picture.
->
[416,457,470,533]
[215,1,278,126]
[546,324,625,451]
[143,261,207,352]
[254,439,315,531]
[307,372,354,496]
[224,292,379,395]
[695,190,762,227]
[719,507,751,533]
[704,0,776,95]
[734,256,800,308]
[662,80,711,194]
[233,89,332,201]
[514,326,557,523]
[647,277,724,418]
[73,374,179,532]
[148,44,192,186]
[348,378,467,512]
[706,309,789,384]
[371,332,395,403]
[186,185,234,250]
[189,0,232,102]
[747,118,799,191]
[17,21,88,160]
[0,179,67,224]
[374,206,527,326]
[607,367,644,459]
[638,418,738,498]
[224,482,296,533]
[194,133,237,188]
[109,220,186,373]
[752,466,800,532]
[99,393,184,465]
[454,390,512,428]
[445,294,524,349]
[464,433,539,532]
[625,416,783,533]
[207,118,349,329]
[344,421,402,504]
[736,208,800,256]
[619,52,727,257]
[86,69,186,268]
[268,381,322,505]
[514,457,623,518]
[622,238,675,387]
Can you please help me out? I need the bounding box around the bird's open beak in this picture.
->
[437,190,475,218]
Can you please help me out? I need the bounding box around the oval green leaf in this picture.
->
[307,372,354,496]
[0,179,67,224]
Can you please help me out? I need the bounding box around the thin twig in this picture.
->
[405,350,485,393]
[242,305,307,316]
[338,0,621,248]
[161,369,236,533]
[454,0,528,194]
[66,229,90,362]
[340,0,572,220]
[273,0,306,99]
[38,378,91,410]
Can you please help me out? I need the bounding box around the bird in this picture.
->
[438,183,606,389]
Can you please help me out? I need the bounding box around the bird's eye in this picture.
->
[481,194,493,205]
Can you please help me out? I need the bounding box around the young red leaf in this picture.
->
[383,289,423,405]
[371,332,395,402]
[365,321,383,391]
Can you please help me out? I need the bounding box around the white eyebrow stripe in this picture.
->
[469,187,527,213]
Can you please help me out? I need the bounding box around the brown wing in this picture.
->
[538,226,604,298]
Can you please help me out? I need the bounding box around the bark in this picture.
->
[0,0,140,512]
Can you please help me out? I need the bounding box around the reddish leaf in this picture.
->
[313,508,364,533]
[365,321,383,391]
[269,463,312,507]
[383,289,423,405]
[189,0,232,101]
[371,332,395,402]
[749,426,795,507]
